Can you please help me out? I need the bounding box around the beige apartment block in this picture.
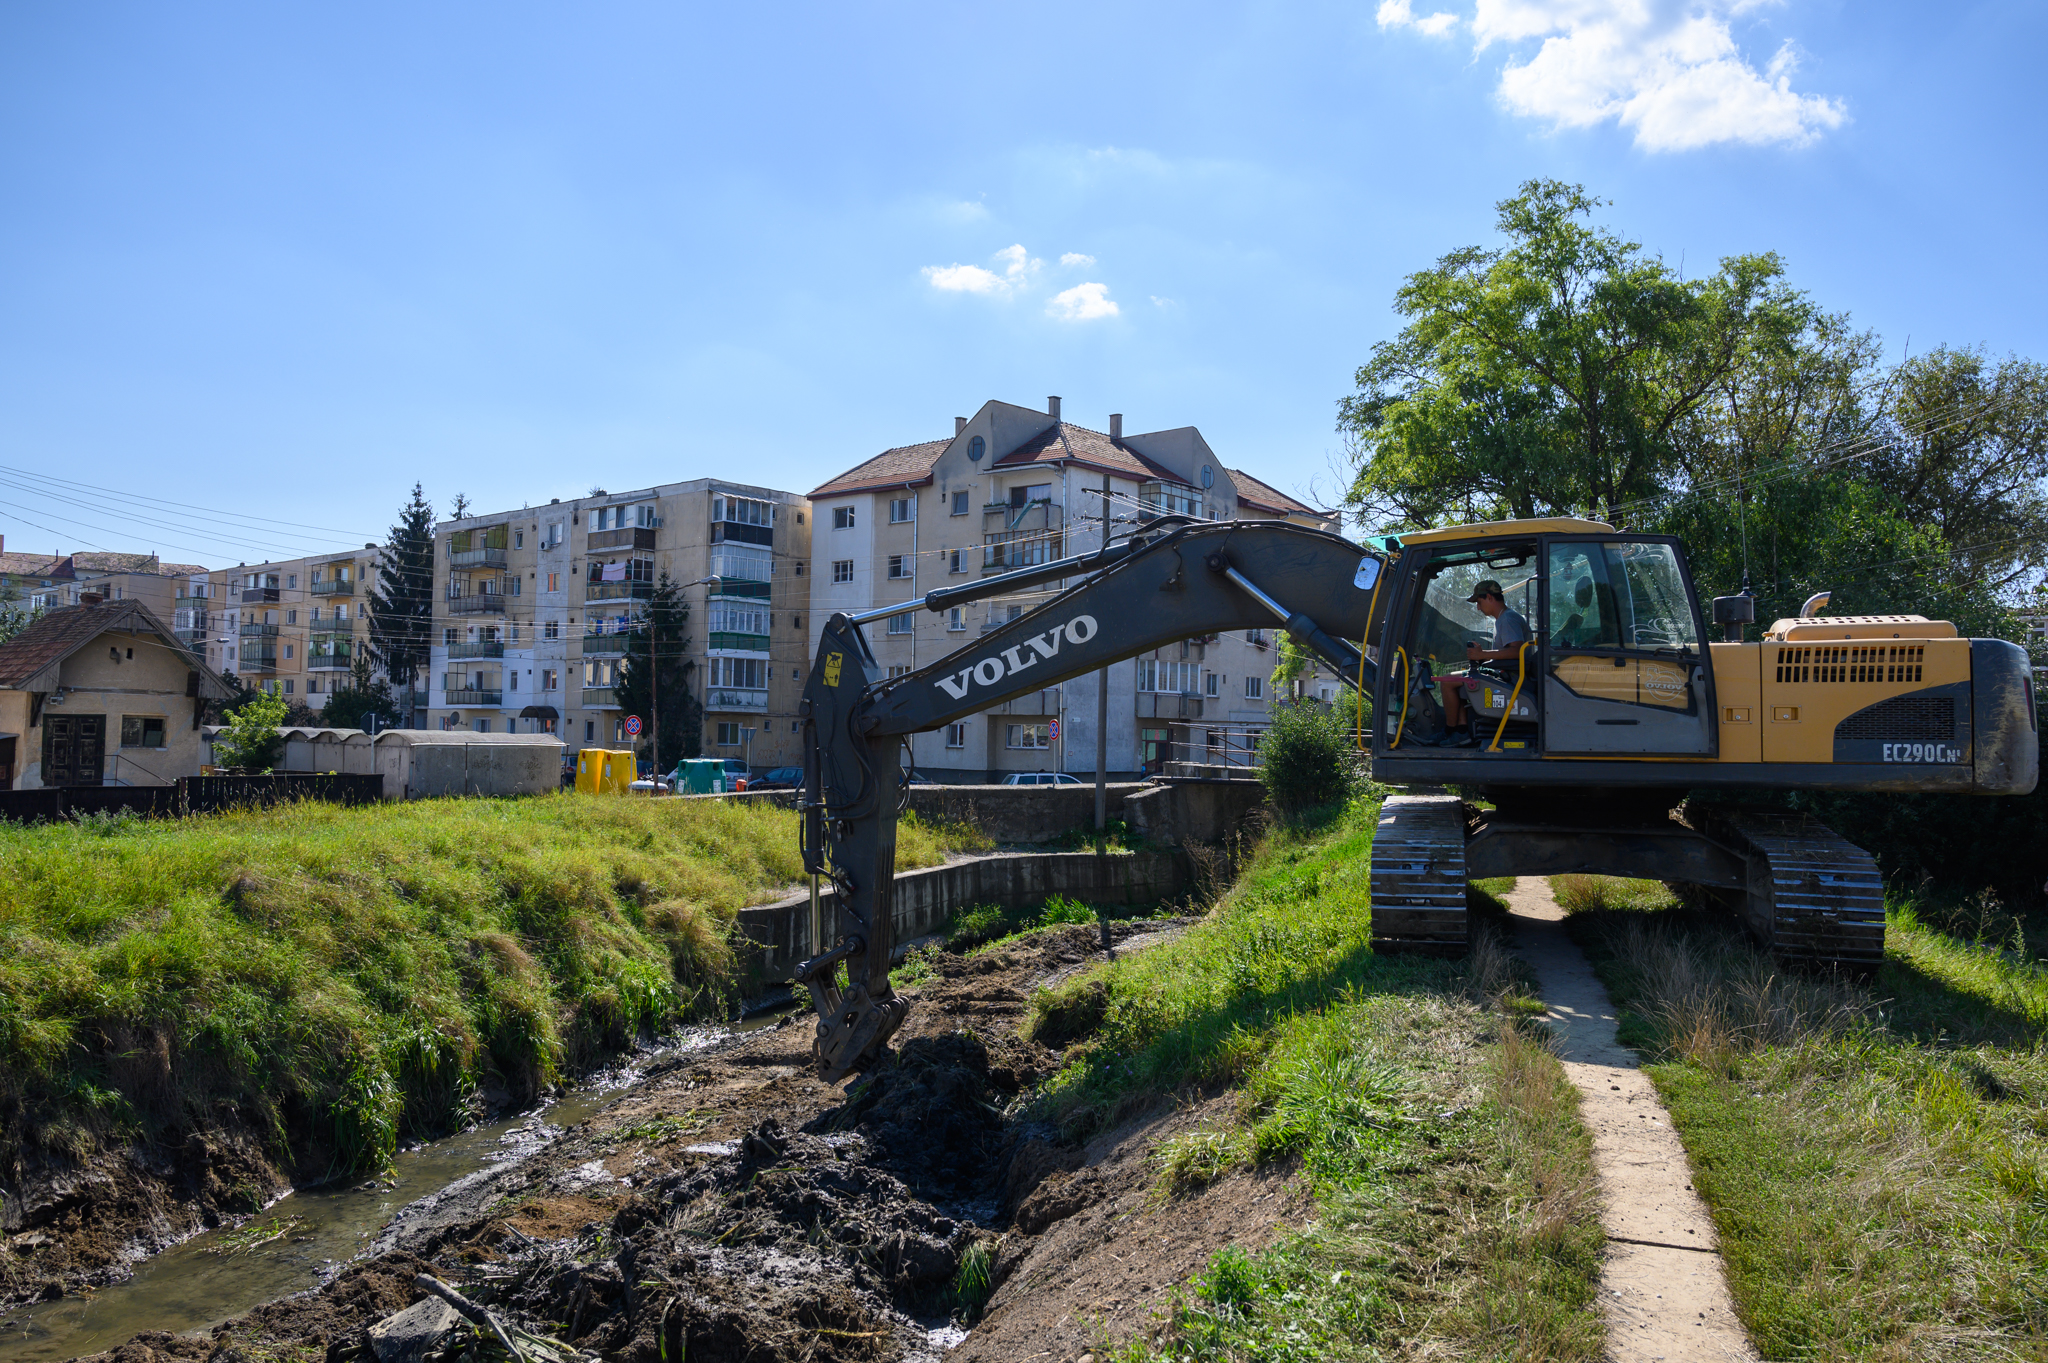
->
[808,396,1335,782]
[0,541,212,625]
[201,545,395,714]
[426,480,811,772]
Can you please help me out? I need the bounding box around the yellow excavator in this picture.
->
[794,515,2038,1077]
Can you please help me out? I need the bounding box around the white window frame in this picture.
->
[945,723,967,748]
[832,559,854,584]
[887,612,914,635]
[1244,675,1264,699]
[947,607,966,631]
[833,505,856,530]
[1006,722,1051,750]
[890,497,915,523]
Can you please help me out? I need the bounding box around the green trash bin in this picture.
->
[679,757,721,794]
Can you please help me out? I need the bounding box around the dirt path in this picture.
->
[1504,880,1757,1363]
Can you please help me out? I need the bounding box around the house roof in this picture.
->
[1225,467,1320,518]
[992,423,1183,483]
[0,551,210,581]
[810,439,953,497]
[0,552,76,581]
[0,600,235,697]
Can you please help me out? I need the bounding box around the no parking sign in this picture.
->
[624,715,643,737]
[1048,718,1060,741]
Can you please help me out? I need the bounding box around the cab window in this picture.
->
[1548,542,1698,651]
[1411,552,1537,670]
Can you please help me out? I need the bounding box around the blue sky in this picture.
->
[0,1,2041,564]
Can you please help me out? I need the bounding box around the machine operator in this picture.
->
[1436,579,1529,748]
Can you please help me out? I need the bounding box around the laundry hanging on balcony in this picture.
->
[600,561,627,582]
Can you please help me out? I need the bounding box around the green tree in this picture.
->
[367,484,435,699]
[1342,180,1822,528]
[0,601,43,648]
[212,688,288,772]
[612,572,703,772]
[321,657,403,732]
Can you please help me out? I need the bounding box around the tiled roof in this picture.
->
[0,552,211,580]
[991,423,1182,482]
[0,600,229,696]
[0,552,74,580]
[810,439,952,497]
[1226,467,1320,517]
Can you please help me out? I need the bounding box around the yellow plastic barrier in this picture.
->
[575,748,636,795]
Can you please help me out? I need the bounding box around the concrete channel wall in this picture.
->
[737,849,1193,990]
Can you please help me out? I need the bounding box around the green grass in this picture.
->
[1027,802,1605,1360]
[0,793,981,1177]
[1568,893,2048,1360]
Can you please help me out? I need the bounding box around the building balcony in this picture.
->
[447,641,505,659]
[448,593,507,615]
[580,633,634,655]
[1138,693,1204,721]
[308,640,353,671]
[173,594,212,609]
[586,526,657,552]
[706,687,768,712]
[445,689,503,706]
[449,547,509,569]
[240,622,280,640]
[580,687,621,709]
[710,580,770,600]
[311,578,356,597]
[586,580,654,602]
[175,627,208,646]
[708,631,770,652]
[238,648,279,672]
[985,500,1062,532]
[239,587,280,604]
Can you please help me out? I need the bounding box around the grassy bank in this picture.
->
[0,795,984,1176]
[1029,805,1605,1360]
[1565,880,2048,1360]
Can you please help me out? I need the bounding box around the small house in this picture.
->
[0,598,236,789]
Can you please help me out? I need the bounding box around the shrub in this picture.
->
[1257,701,1360,818]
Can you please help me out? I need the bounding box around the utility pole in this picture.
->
[1095,472,1111,952]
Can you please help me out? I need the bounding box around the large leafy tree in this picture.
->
[321,657,403,732]
[367,484,436,699]
[613,572,703,771]
[1342,180,1821,527]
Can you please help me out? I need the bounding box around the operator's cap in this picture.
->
[1466,579,1504,602]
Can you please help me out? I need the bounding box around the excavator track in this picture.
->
[1368,792,1469,955]
[1714,813,1887,970]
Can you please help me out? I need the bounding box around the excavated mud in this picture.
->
[34,919,1304,1363]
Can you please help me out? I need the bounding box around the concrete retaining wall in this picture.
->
[737,849,1190,989]
[901,782,1147,843]
[1124,778,1269,846]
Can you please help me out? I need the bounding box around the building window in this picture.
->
[508,672,519,691]
[310,606,322,622]
[949,549,966,574]
[308,679,322,694]
[445,628,458,645]
[547,571,559,592]
[1244,675,1264,699]
[542,669,558,690]
[1006,722,1051,750]
[120,716,166,748]
[544,619,560,639]
[833,506,856,530]
[890,497,915,523]
[947,607,966,631]
[283,680,295,694]
[1205,672,1221,697]
[286,610,298,624]
[952,490,970,515]
[886,612,914,635]
[969,435,985,462]
[1009,483,1051,508]
[832,560,854,584]
[510,576,522,595]
[475,718,491,733]
[585,719,595,741]
[716,722,741,745]
[945,722,966,748]
[1137,659,1200,693]
[514,531,523,548]
[284,645,295,660]
[888,555,911,579]
[287,575,298,588]
[887,664,911,679]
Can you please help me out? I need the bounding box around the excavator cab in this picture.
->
[1374,521,1716,760]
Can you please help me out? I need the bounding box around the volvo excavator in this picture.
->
[794,515,2039,1079]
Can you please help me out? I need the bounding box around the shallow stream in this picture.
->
[0,1017,787,1363]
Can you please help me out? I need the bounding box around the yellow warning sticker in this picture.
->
[823,651,843,687]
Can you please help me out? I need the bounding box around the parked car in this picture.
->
[751,765,803,791]
[1001,772,1084,786]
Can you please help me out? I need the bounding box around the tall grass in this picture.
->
[1569,898,2048,1359]
[0,794,976,1175]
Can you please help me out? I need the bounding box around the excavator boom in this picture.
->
[795,519,1382,1078]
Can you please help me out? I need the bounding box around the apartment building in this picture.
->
[0,542,212,622]
[425,480,811,769]
[807,397,1334,782]
[197,546,396,714]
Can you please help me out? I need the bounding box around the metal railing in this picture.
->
[448,547,509,569]
[448,594,507,615]
[239,622,280,639]
[447,641,505,659]
[586,526,657,552]
[444,689,503,706]
[311,578,356,596]
[705,688,768,711]
[580,687,621,708]
[580,633,634,655]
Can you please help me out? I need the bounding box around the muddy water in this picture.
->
[0,1019,783,1363]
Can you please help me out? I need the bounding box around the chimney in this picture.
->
[1048,395,1062,421]
[955,416,967,436]
[1109,413,1122,441]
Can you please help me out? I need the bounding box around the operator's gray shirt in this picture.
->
[1492,606,1530,651]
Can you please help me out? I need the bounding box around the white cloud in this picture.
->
[1048,282,1120,322]
[1392,1,1845,151]
[1060,252,1097,267]
[1377,0,1460,37]
[1150,296,1175,308]
[922,243,1042,295]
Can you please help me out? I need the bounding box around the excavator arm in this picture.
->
[795,518,1382,1079]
